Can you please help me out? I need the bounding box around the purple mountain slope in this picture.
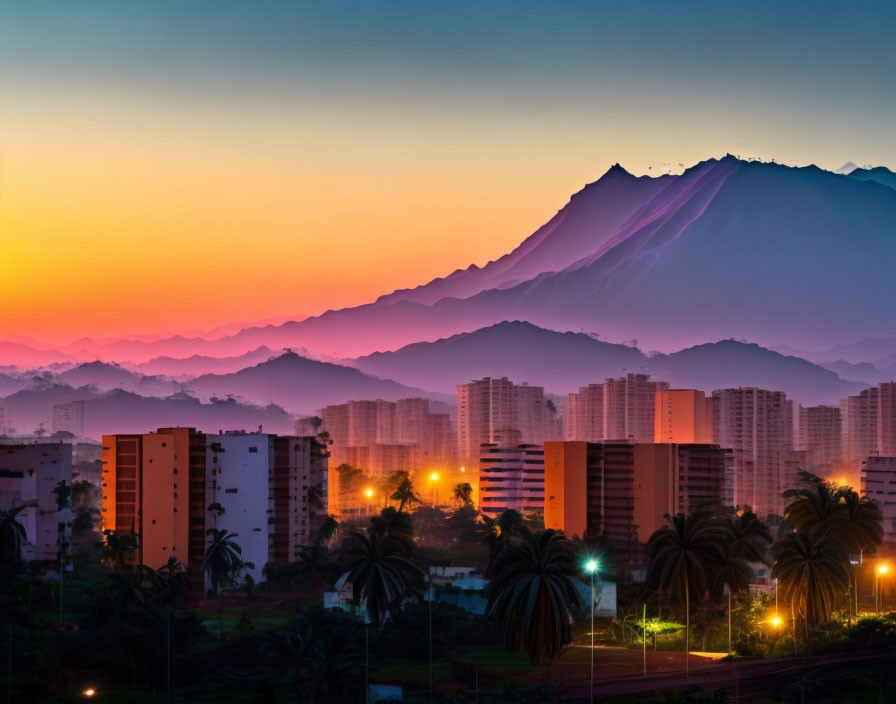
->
[847,166,896,191]
[353,321,864,404]
[184,351,451,415]
[376,165,674,306]
[26,155,896,362]
[131,346,282,378]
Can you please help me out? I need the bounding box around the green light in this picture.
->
[585,559,598,574]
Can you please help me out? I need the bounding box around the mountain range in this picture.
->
[27,154,895,363]
[352,321,866,404]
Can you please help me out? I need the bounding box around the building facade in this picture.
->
[797,405,843,473]
[479,439,545,518]
[862,456,896,546]
[654,389,713,444]
[712,388,796,516]
[0,442,72,562]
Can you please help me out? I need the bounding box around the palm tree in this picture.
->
[316,515,339,546]
[485,528,582,663]
[335,531,425,626]
[284,606,364,703]
[647,512,730,673]
[390,478,421,514]
[369,506,415,554]
[838,487,883,555]
[772,527,849,631]
[101,528,140,570]
[453,482,474,508]
[783,473,846,531]
[0,505,28,574]
[156,556,190,602]
[204,528,244,596]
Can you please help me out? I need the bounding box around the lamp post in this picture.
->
[876,562,890,613]
[584,558,598,704]
[430,472,439,506]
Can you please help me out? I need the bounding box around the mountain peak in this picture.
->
[834,161,860,174]
[604,162,632,177]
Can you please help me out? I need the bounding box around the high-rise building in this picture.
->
[654,390,713,444]
[53,401,85,437]
[564,384,604,442]
[877,383,896,458]
[843,387,879,464]
[712,388,795,516]
[479,437,545,518]
[270,435,329,563]
[102,427,206,576]
[321,398,454,475]
[797,405,843,473]
[545,440,731,572]
[603,374,669,443]
[103,428,327,584]
[0,441,72,562]
[862,456,896,545]
[544,441,637,571]
[457,378,558,465]
[631,443,732,542]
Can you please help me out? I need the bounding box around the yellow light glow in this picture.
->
[769,614,783,629]
[83,689,96,698]
[460,466,466,473]
[878,563,890,576]
[365,488,374,498]
[430,473,439,481]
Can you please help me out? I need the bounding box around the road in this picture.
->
[562,649,895,701]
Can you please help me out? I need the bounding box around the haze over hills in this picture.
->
[5,155,896,372]
[847,166,896,191]
[67,154,896,361]
[353,321,866,404]
[131,346,283,378]
[184,351,452,415]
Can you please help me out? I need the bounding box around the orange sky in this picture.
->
[2,3,894,345]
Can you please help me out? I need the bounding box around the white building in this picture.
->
[206,432,273,586]
[478,437,545,518]
[0,442,72,562]
[862,456,896,545]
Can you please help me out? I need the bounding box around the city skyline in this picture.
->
[3,1,896,342]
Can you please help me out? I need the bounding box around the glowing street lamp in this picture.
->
[82,688,96,698]
[583,558,599,704]
[769,614,783,629]
[364,487,374,516]
[430,472,440,505]
[876,562,891,613]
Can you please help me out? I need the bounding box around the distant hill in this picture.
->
[354,321,865,404]
[847,166,896,191]
[353,321,645,394]
[646,341,866,404]
[131,346,282,378]
[185,351,450,415]
[54,361,178,396]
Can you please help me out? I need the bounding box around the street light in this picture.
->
[82,688,96,698]
[583,558,599,704]
[430,472,439,506]
[876,562,890,613]
[365,488,374,516]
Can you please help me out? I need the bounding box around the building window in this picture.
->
[249,447,258,453]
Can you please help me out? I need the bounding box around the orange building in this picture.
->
[102,427,206,578]
[654,389,713,444]
[545,440,731,573]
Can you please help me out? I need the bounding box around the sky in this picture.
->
[1,0,895,344]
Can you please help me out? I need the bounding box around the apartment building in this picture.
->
[457,377,559,465]
[0,441,72,562]
[862,456,896,546]
[479,436,545,518]
[712,388,796,516]
[797,405,843,473]
[654,389,713,444]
